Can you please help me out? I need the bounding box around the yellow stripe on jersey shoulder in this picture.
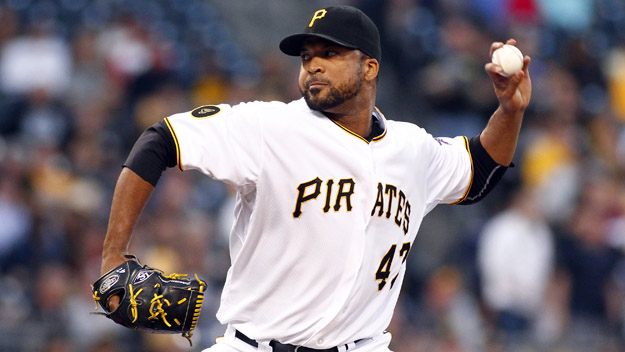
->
[164,117,184,171]
[449,136,474,205]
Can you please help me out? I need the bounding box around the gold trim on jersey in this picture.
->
[371,107,387,141]
[449,136,473,204]
[330,119,369,143]
[328,107,387,144]
[164,117,184,171]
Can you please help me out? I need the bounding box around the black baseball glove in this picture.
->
[92,255,206,345]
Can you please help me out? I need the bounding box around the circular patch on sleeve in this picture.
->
[191,105,221,118]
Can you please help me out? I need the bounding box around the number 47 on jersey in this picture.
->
[376,242,411,291]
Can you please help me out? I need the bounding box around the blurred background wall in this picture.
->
[0,0,625,351]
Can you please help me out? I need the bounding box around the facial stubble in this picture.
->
[301,65,364,112]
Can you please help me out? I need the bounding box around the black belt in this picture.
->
[235,330,341,352]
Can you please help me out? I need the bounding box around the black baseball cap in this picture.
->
[279,5,381,62]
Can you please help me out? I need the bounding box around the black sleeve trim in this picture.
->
[123,120,177,187]
[458,135,511,205]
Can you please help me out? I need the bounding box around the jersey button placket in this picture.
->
[365,141,377,227]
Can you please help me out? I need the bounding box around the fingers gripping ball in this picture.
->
[491,44,524,77]
[92,256,206,346]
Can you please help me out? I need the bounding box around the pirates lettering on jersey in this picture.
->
[293,177,355,218]
[370,182,411,234]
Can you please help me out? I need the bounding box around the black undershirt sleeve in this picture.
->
[457,134,511,205]
[123,120,177,187]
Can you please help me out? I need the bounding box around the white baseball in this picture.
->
[491,44,524,77]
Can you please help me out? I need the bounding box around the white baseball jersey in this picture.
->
[165,98,472,348]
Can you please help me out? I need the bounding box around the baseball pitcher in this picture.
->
[94,5,531,352]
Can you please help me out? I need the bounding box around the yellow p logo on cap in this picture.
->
[308,9,327,27]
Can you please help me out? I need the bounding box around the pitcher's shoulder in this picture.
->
[385,120,429,138]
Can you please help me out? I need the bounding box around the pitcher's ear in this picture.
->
[364,58,379,82]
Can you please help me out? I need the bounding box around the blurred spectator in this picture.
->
[0,21,72,98]
[423,266,485,352]
[553,176,624,350]
[418,14,495,137]
[67,29,111,112]
[605,45,625,123]
[387,266,485,352]
[3,88,75,149]
[0,158,32,270]
[97,14,155,87]
[477,188,555,349]
[192,53,232,106]
[536,0,594,33]
[521,64,583,226]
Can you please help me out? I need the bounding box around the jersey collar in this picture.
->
[366,108,387,142]
[297,98,388,144]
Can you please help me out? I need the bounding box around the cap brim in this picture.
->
[279,33,358,56]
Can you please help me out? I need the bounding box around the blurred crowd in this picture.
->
[0,0,624,351]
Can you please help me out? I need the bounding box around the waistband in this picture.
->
[236,330,359,352]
